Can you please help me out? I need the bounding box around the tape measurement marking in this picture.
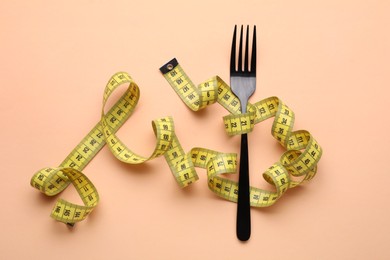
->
[31,59,322,226]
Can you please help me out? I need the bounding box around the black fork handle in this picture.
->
[236,133,251,241]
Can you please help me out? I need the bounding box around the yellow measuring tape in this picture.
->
[31,58,322,226]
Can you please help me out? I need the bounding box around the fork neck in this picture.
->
[241,100,248,114]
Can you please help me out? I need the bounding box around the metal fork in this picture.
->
[230,25,257,241]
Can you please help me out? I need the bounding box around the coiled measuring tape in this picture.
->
[31,58,322,226]
[160,58,322,202]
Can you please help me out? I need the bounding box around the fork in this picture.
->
[230,25,257,241]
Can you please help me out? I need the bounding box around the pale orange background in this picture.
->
[1,0,389,259]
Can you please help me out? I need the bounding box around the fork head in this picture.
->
[230,25,257,113]
[230,25,257,77]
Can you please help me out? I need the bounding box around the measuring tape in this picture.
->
[31,58,322,226]
[160,58,322,203]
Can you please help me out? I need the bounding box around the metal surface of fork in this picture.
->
[230,25,257,242]
[230,25,257,113]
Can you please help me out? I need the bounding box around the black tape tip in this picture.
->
[67,222,75,227]
[159,58,179,74]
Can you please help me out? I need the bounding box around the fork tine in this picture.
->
[230,25,237,72]
[251,25,257,75]
[244,25,249,72]
[238,25,243,72]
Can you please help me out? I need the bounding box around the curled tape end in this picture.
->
[67,222,75,228]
